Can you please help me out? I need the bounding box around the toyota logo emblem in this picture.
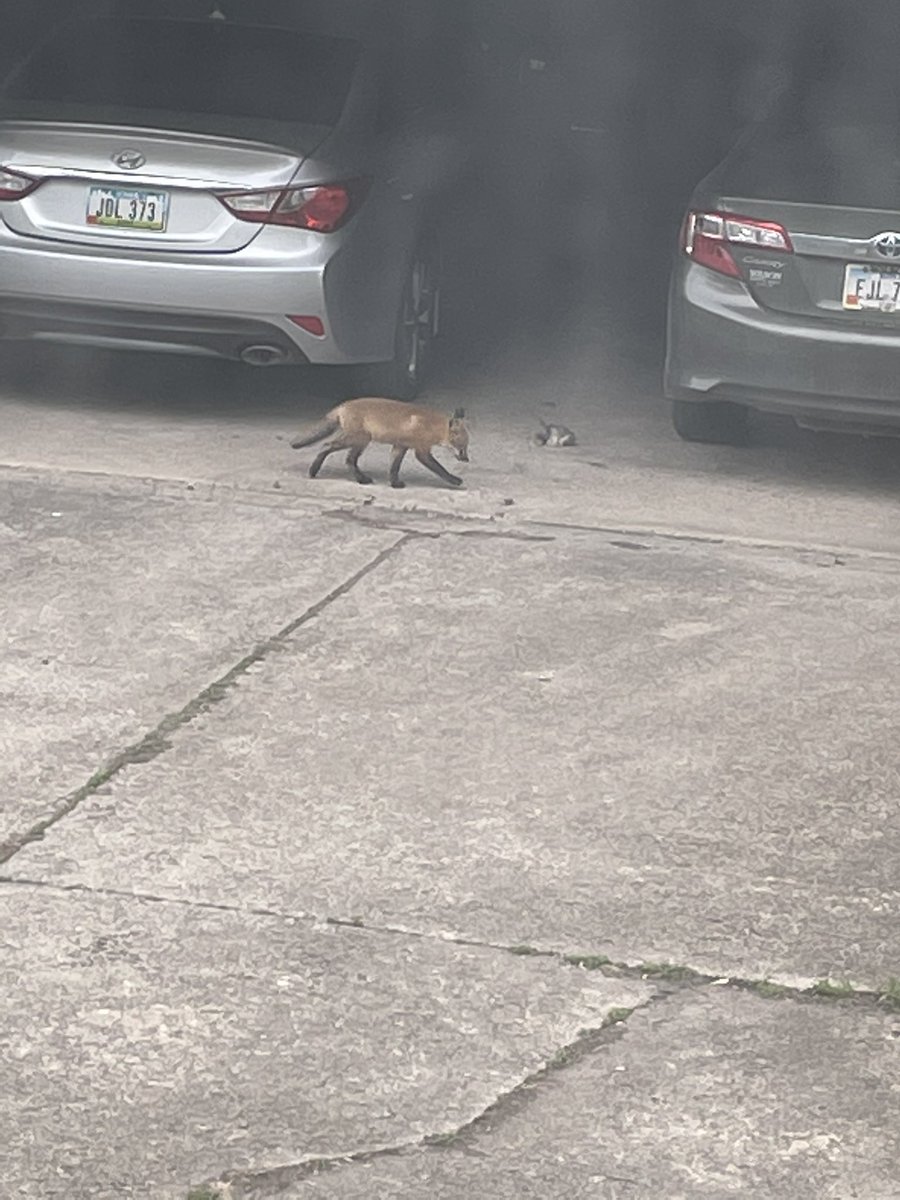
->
[873,232,900,259]
[113,149,145,171]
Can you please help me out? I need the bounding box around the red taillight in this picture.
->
[219,182,363,233]
[0,167,40,201]
[683,210,793,278]
[287,315,325,337]
[292,186,351,232]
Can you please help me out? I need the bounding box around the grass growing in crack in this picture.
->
[638,962,699,983]
[509,944,543,957]
[564,953,611,970]
[549,1043,579,1068]
[3,540,409,869]
[811,978,855,1000]
[879,978,900,1010]
[424,1130,461,1148]
[186,1187,222,1200]
[753,980,789,1000]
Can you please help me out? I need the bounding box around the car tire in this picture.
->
[356,241,441,401]
[672,398,748,445]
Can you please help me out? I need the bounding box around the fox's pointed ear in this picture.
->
[452,407,466,421]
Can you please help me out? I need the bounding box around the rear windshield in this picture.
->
[3,17,359,127]
[710,72,900,208]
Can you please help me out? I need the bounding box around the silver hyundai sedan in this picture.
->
[666,80,900,442]
[0,0,453,398]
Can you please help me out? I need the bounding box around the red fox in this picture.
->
[290,398,470,489]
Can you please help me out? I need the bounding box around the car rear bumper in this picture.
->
[0,228,401,365]
[665,262,900,430]
[0,297,315,365]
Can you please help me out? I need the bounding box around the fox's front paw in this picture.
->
[447,476,463,488]
[390,480,406,490]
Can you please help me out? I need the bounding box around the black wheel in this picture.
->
[672,397,748,445]
[356,242,441,401]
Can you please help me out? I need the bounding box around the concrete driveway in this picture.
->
[2,328,900,1199]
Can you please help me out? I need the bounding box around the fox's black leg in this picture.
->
[389,446,408,489]
[346,446,374,486]
[415,449,462,488]
[309,437,351,479]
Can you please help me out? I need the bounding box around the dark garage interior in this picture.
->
[0,0,874,388]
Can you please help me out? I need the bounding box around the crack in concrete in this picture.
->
[523,517,900,566]
[0,535,411,865]
[0,873,322,920]
[7,460,900,565]
[0,462,330,514]
[193,994,666,1200]
[3,877,896,1019]
[323,507,555,542]
[189,954,900,1199]
[3,876,896,1195]
[0,463,512,524]
[7,456,900,1198]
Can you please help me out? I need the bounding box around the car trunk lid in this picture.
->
[719,194,900,329]
[0,120,321,253]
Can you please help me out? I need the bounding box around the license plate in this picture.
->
[843,263,900,312]
[86,187,169,231]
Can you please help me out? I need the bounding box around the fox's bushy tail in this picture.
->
[290,419,339,450]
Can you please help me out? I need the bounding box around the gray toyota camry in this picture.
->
[0,0,456,398]
[666,81,900,442]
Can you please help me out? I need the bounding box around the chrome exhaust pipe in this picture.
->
[240,344,287,367]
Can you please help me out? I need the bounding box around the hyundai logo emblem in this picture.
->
[873,232,900,259]
[113,149,145,171]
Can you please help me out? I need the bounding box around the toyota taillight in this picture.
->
[219,182,365,233]
[683,210,793,277]
[0,167,40,201]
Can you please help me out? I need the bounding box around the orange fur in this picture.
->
[291,398,469,489]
